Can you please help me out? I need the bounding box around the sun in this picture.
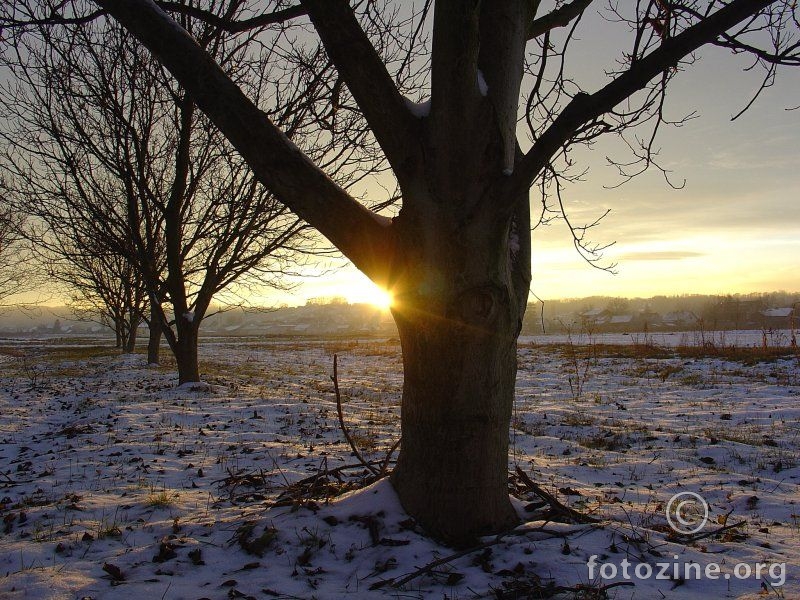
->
[365,286,394,311]
[346,277,394,310]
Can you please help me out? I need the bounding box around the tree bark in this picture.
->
[173,318,200,384]
[147,300,161,365]
[148,299,201,384]
[123,320,137,352]
[388,184,530,546]
[391,304,520,545]
[114,319,122,348]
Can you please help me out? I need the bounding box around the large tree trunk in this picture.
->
[385,5,534,546]
[391,301,520,545]
[389,189,531,547]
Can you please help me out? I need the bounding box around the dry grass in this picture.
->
[671,344,798,364]
[561,412,596,427]
[145,489,176,508]
[46,346,121,361]
[531,341,798,364]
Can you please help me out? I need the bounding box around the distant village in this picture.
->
[522,292,799,335]
[0,292,798,338]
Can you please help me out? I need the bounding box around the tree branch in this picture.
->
[0,8,104,28]
[527,0,595,40]
[478,2,531,173]
[155,2,306,33]
[0,2,304,32]
[331,354,380,477]
[300,0,419,177]
[506,0,777,206]
[93,0,394,285]
[426,0,486,201]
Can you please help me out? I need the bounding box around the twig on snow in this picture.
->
[0,473,36,487]
[515,466,600,524]
[332,354,380,477]
[673,519,747,544]
[372,523,579,590]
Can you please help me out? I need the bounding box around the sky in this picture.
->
[7,4,800,309]
[277,27,800,307]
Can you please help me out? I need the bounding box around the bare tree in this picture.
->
[0,8,373,381]
[36,228,148,352]
[3,0,797,544]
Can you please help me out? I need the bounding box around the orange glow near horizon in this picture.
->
[360,286,393,311]
[329,275,394,311]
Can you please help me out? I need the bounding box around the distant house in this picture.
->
[609,314,633,325]
[637,308,662,328]
[603,314,633,331]
[761,307,793,319]
[760,307,795,329]
[580,308,608,326]
[662,311,699,328]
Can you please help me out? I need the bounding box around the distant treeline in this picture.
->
[2,291,798,337]
[522,291,800,335]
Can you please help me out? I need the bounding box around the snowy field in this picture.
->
[520,328,798,348]
[0,336,798,599]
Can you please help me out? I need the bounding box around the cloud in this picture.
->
[619,251,705,261]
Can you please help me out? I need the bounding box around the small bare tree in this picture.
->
[38,232,148,352]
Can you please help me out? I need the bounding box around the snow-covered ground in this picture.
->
[0,337,798,599]
[521,328,797,348]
